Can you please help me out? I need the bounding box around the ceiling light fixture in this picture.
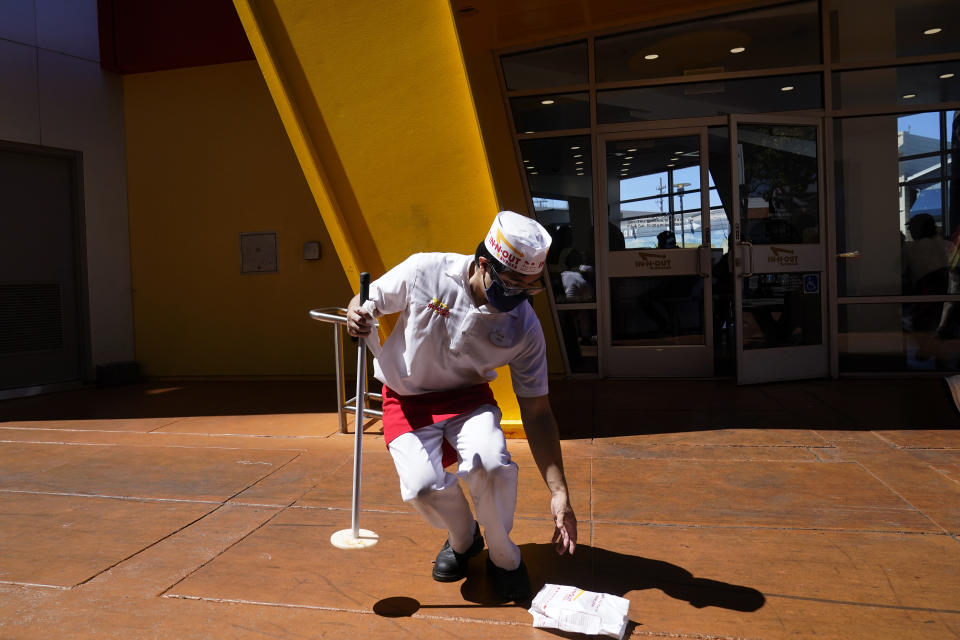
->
[540,99,555,105]
[575,161,584,165]
[667,163,675,167]
[781,86,795,92]
[924,27,942,35]
[940,73,955,79]
[570,146,581,150]
[902,93,917,99]
[730,46,746,54]
[573,154,583,158]
[644,54,659,60]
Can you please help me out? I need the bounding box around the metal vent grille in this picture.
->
[0,284,64,354]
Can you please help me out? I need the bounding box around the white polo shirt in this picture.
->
[361,252,549,398]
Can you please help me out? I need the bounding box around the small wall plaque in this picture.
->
[240,232,277,273]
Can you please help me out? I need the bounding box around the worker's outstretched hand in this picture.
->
[550,492,577,555]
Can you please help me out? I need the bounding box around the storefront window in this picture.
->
[595,1,819,83]
[501,41,588,91]
[510,92,589,133]
[523,135,598,374]
[827,0,960,64]
[840,303,960,371]
[597,73,822,123]
[835,110,957,297]
[834,61,960,110]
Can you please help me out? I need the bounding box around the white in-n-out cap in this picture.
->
[484,210,552,275]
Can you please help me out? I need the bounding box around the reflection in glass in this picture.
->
[595,1,819,82]
[899,112,941,156]
[610,276,705,345]
[834,62,960,110]
[840,303,960,372]
[608,135,708,249]
[501,41,588,91]
[523,136,595,309]
[739,124,820,245]
[510,92,589,133]
[835,111,957,297]
[558,309,598,373]
[741,273,822,350]
[597,74,822,123]
[829,0,960,63]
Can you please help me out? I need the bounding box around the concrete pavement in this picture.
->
[0,379,958,639]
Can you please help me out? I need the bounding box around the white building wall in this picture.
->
[0,0,134,370]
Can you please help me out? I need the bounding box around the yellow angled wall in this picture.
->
[233,0,539,420]
[125,61,353,378]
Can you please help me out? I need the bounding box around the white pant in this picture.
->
[387,404,521,570]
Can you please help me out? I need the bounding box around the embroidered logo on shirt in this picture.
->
[427,297,450,318]
[489,330,510,347]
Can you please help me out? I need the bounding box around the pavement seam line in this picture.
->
[0,580,71,590]
[160,450,354,597]
[764,591,960,614]
[588,519,954,535]
[147,417,187,432]
[0,489,223,505]
[162,596,759,640]
[72,501,225,589]
[848,459,952,534]
[0,438,307,453]
[68,452,304,591]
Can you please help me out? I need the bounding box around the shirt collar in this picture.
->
[450,254,523,318]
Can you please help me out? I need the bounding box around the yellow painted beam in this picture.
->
[233,0,525,428]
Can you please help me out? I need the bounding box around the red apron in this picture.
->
[382,383,498,468]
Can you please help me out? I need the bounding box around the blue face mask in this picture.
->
[484,271,529,312]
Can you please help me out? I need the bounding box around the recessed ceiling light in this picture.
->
[575,161,584,165]
[924,28,942,35]
[570,146,581,150]
[627,148,637,152]
[622,163,631,167]
[540,99,555,105]
[524,130,535,134]
[530,171,538,175]
[577,172,584,176]
[730,46,746,54]
[644,54,659,60]
[523,159,530,163]
[940,73,955,79]
[624,156,634,160]
[667,163,675,167]
[902,93,917,99]
[573,154,583,158]
[781,85,795,92]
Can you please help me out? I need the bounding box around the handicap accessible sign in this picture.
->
[803,274,819,294]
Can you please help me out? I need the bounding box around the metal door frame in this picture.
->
[728,114,829,384]
[596,125,716,377]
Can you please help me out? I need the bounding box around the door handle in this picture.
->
[697,245,712,277]
[736,241,753,277]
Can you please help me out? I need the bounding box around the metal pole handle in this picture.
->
[351,273,370,538]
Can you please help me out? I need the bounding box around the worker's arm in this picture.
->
[517,394,577,555]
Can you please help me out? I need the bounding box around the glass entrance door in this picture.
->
[599,128,721,377]
[729,116,829,384]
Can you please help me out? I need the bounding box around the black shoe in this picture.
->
[486,557,531,602]
[432,523,484,582]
